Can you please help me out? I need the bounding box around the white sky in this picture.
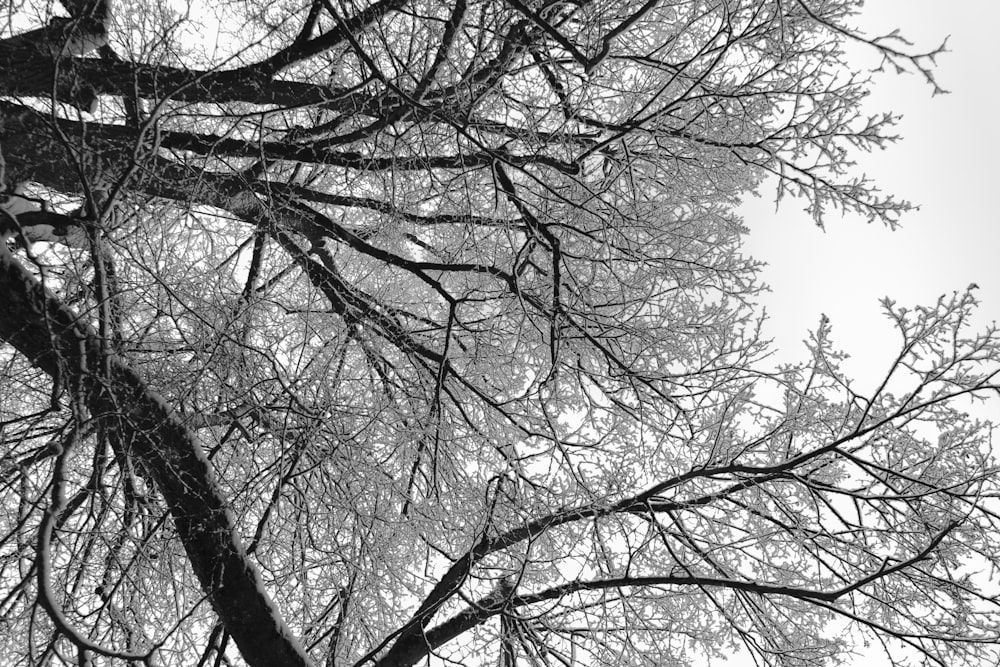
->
[735,9,999,659]
[741,0,999,395]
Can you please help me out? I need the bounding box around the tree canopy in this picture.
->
[1,1,998,666]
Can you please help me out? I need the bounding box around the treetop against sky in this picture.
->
[0,1,998,666]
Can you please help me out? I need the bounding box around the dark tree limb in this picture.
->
[247,0,412,77]
[0,248,314,667]
[0,56,371,114]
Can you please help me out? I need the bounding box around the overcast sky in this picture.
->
[741,0,999,396]
[733,6,998,660]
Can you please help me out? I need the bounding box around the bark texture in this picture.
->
[0,248,313,667]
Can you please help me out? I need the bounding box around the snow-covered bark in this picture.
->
[0,248,312,667]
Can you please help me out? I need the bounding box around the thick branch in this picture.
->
[0,57,362,108]
[0,102,578,191]
[246,0,412,77]
[0,249,313,667]
[378,522,957,666]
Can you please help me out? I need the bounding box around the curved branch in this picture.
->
[390,521,958,666]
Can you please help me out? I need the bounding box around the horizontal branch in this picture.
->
[157,128,580,173]
[399,522,957,665]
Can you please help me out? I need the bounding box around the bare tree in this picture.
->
[1,1,997,666]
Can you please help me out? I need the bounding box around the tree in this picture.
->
[0,0,997,665]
